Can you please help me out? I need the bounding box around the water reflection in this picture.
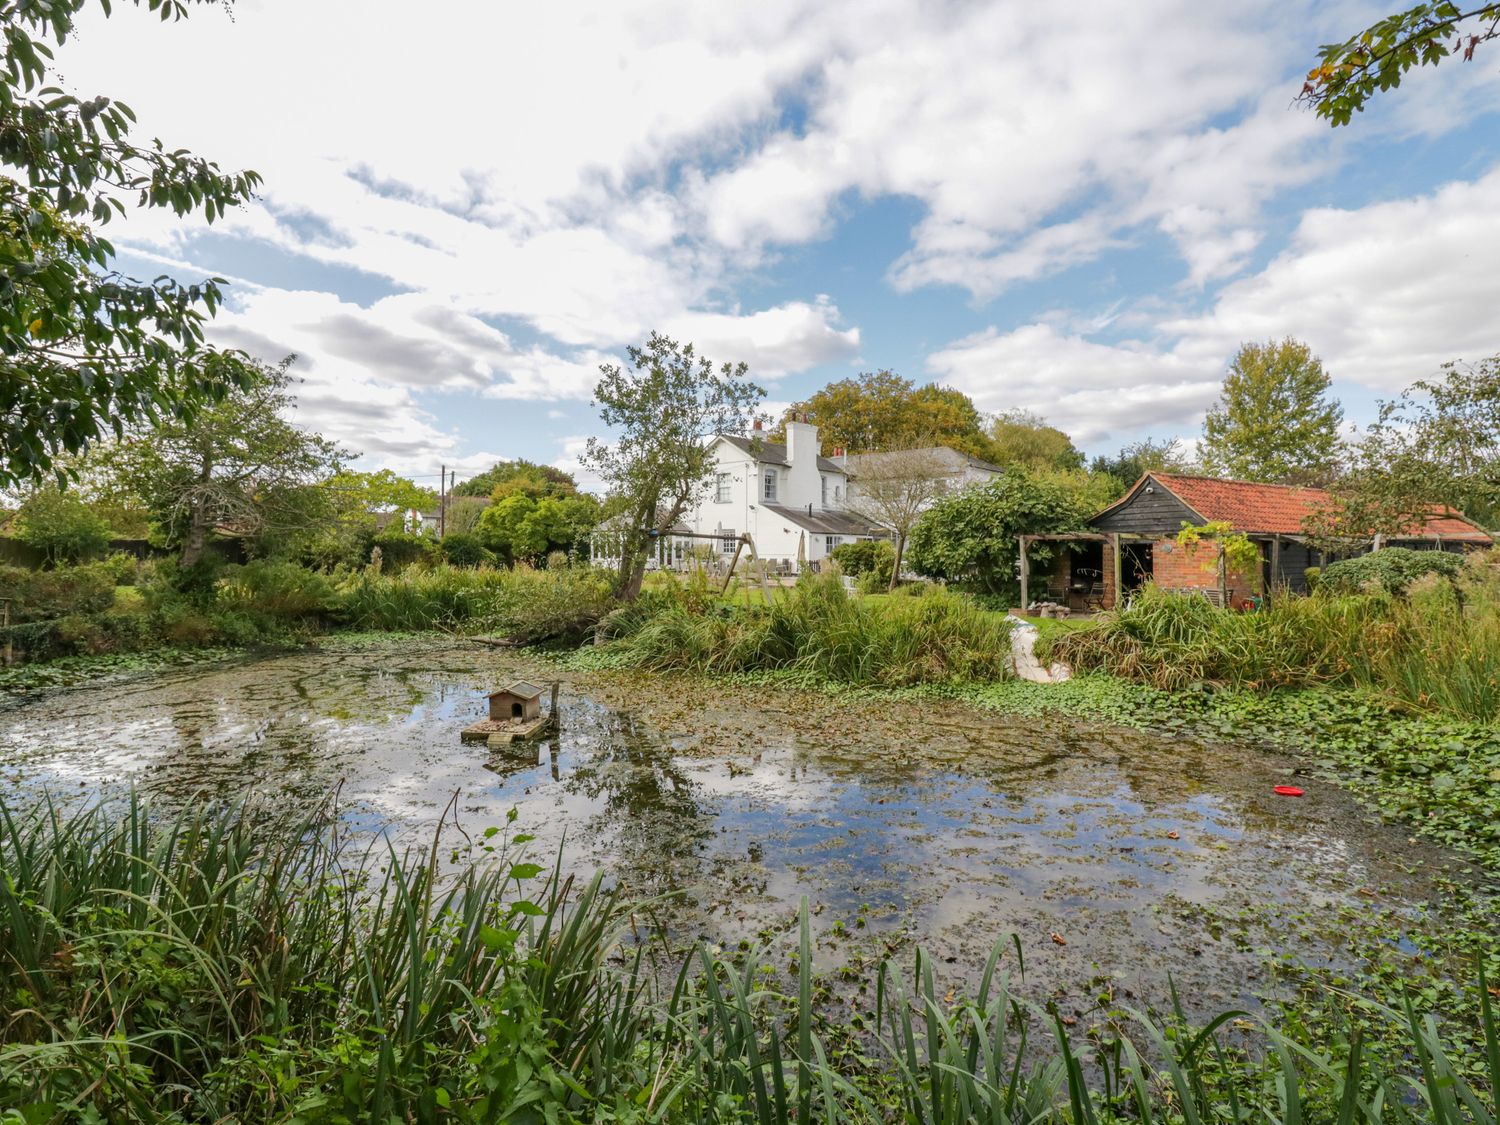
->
[0,644,1474,1012]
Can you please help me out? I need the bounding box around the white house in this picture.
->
[682,417,885,566]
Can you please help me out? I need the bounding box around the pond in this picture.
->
[0,638,1475,1017]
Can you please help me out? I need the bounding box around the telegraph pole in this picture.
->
[439,465,446,537]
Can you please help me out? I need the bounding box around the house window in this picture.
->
[825,535,840,555]
[719,528,737,554]
[715,472,731,503]
[820,475,828,506]
[762,469,777,501]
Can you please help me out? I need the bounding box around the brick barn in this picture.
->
[1019,473,1493,612]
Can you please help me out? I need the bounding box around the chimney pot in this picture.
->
[752,419,763,431]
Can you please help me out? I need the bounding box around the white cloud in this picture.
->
[929,164,1500,447]
[664,297,859,378]
[927,324,1219,443]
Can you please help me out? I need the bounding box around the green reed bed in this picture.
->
[1,796,1495,1123]
[600,570,1014,687]
[1049,553,1500,721]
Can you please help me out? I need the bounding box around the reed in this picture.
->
[1050,553,1500,721]
[2,796,1494,1122]
[607,569,1014,687]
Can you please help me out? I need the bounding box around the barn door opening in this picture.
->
[1122,542,1153,591]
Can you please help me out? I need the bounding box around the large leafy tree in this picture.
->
[775,370,995,459]
[1299,3,1500,125]
[325,469,437,515]
[1307,356,1500,546]
[106,358,345,566]
[1200,339,1344,483]
[454,458,577,499]
[987,410,1083,471]
[905,470,1095,600]
[0,0,260,489]
[584,333,762,599]
[475,492,600,565]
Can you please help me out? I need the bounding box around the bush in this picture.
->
[215,560,338,623]
[440,531,497,568]
[11,486,112,565]
[0,562,117,621]
[1319,547,1463,595]
[371,528,439,571]
[830,539,894,580]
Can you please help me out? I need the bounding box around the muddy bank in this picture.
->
[0,636,1477,1017]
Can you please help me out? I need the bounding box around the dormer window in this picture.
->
[762,468,777,502]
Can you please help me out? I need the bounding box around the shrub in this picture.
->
[371,528,439,570]
[1320,547,1463,595]
[0,562,117,621]
[11,486,112,565]
[215,560,338,623]
[830,539,894,580]
[440,531,497,568]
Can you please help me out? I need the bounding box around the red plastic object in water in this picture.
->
[1273,785,1305,797]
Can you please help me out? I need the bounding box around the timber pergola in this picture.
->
[1016,532,1157,612]
[1019,530,1313,611]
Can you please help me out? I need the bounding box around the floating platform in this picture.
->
[461,716,554,748]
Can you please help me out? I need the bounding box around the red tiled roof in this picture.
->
[1121,473,1493,541]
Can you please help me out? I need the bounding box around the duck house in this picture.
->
[488,680,544,723]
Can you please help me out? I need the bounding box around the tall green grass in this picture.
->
[607,569,1015,686]
[1,796,1494,1122]
[1050,552,1500,720]
[335,562,614,640]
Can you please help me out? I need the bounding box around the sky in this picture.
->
[53,0,1500,490]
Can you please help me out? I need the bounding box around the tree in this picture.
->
[1299,3,1500,126]
[1307,356,1500,546]
[905,471,1095,600]
[775,370,995,459]
[584,333,762,598]
[987,410,1084,471]
[846,446,953,591]
[477,491,601,565]
[1090,437,1191,499]
[454,459,577,499]
[325,469,437,515]
[107,358,345,566]
[11,483,111,564]
[0,0,262,488]
[1200,339,1344,483]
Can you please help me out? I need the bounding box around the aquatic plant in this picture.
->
[608,569,1015,686]
[0,795,1494,1123]
[1049,553,1500,721]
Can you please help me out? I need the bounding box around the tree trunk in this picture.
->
[888,533,905,592]
[179,461,214,568]
[179,500,211,568]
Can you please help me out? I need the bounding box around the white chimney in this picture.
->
[785,415,818,467]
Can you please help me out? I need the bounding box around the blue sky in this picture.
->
[59,0,1500,488]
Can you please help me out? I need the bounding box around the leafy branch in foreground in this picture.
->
[0,0,262,487]
[1299,2,1500,125]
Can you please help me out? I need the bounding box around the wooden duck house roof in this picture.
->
[487,680,544,700]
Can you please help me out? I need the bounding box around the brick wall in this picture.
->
[1150,538,1263,598]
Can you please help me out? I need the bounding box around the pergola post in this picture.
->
[1110,533,1122,608]
[1018,535,1030,611]
[1268,535,1281,605]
